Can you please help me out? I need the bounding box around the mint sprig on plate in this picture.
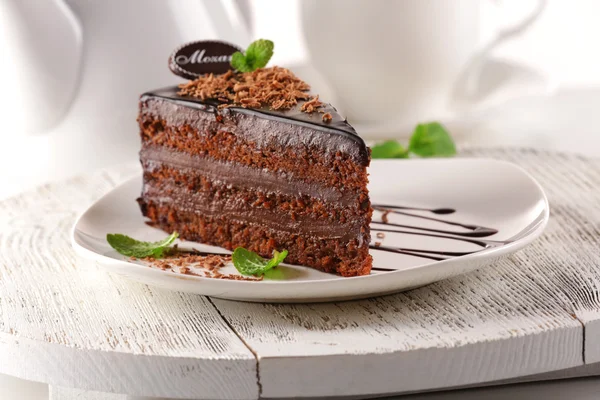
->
[107,231,287,277]
[231,39,274,73]
[232,247,288,276]
[106,232,178,258]
[371,122,456,159]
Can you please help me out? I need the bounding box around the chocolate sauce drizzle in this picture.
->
[369,204,501,271]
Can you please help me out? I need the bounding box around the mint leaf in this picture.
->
[370,140,409,159]
[231,51,251,72]
[230,39,274,72]
[107,232,178,258]
[408,122,456,157]
[263,268,286,280]
[245,39,274,70]
[232,247,288,276]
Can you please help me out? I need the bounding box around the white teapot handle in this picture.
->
[0,0,82,135]
[451,0,548,111]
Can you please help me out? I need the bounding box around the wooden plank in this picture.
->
[486,150,600,364]
[464,361,600,389]
[395,376,600,400]
[42,364,600,400]
[213,266,582,397]
[50,386,125,400]
[0,166,258,400]
[212,149,600,398]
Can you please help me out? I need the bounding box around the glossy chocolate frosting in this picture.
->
[140,86,369,165]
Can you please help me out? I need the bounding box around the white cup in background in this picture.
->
[300,0,548,138]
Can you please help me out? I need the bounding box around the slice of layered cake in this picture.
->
[137,63,372,276]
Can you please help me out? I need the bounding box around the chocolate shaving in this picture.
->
[322,112,332,123]
[300,95,323,113]
[138,251,262,281]
[178,66,322,113]
[381,211,390,224]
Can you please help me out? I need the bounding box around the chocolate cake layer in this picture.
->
[142,164,368,236]
[139,106,368,191]
[141,146,363,205]
[140,199,372,277]
[142,164,366,225]
[142,183,363,240]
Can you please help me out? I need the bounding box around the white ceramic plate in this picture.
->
[72,159,548,303]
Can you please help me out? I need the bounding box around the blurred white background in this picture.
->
[253,0,600,86]
[1,0,600,202]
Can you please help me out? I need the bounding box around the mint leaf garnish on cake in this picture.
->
[106,232,179,258]
[371,122,456,159]
[231,39,274,72]
[232,248,288,276]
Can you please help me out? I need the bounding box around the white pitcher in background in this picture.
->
[0,0,251,136]
[301,0,549,137]
[0,0,250,197]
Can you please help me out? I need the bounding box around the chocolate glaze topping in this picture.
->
[141,86,369,165]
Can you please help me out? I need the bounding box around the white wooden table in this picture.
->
[2,84,600,399]
[2,145,600,399]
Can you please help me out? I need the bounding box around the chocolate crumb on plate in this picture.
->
[381,210,390,224]
[136,251,265,281]
[322,112,332,123]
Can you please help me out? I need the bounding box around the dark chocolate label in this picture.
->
[169,40,242,79]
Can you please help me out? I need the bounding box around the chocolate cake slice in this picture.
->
[137,68,372,276]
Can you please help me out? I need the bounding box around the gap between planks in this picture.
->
[206,296,264,397]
